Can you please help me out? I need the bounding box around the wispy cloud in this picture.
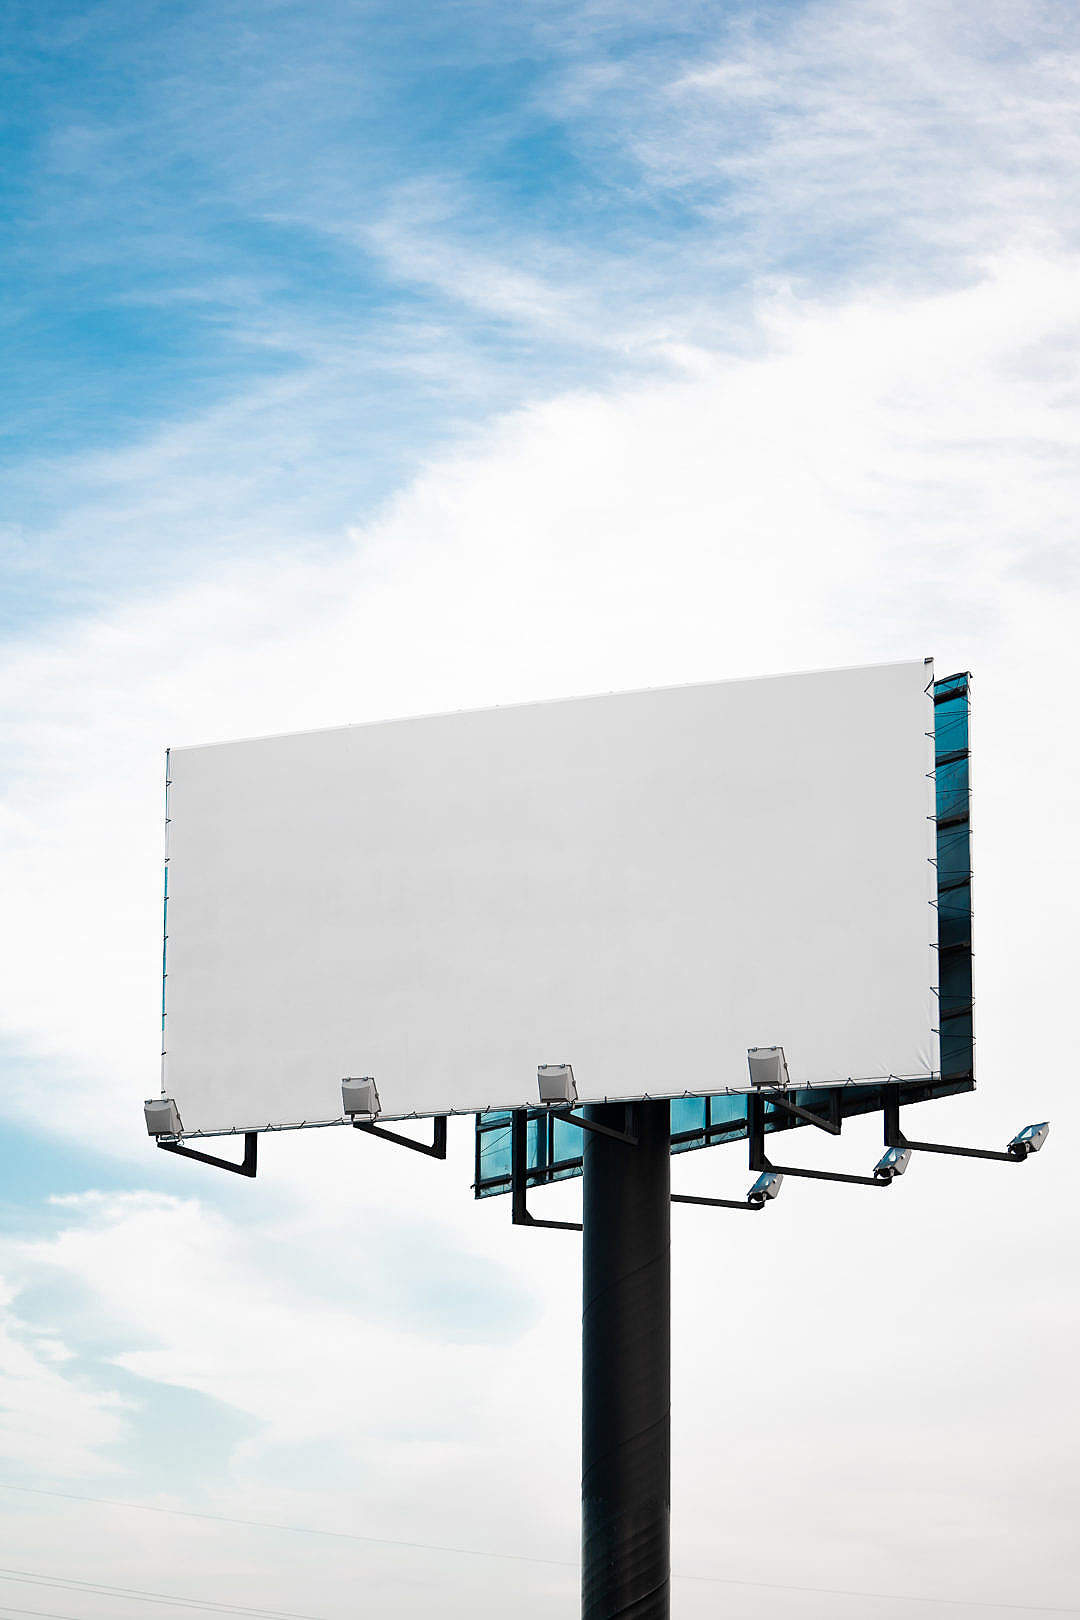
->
[0,1278,130,1478]
[640,1,1080,277]
[7,0,1080,636]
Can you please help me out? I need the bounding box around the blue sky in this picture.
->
[6,0,734,623]
[9,0,1076,628]
[2,3,1080,1618]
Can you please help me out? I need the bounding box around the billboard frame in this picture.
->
[154,659,944,1143]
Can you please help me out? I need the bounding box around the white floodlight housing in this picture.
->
[747,1170,783,1205]
[1009,1122,1049,1159]
[747,1047,790,1089]
[538,1064,577,1107]
[342,1077,381,1119]
[144,1097,182,1137]
[874,1145,911,1181]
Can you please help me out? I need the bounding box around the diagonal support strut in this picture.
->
[548,1108,637,1145]
[157,1133,258,1178]
[353,1116,448,1158]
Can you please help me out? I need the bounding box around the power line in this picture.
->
[0,1608,209,1620]
[0,1482,1075,1615]
[675,1570,1080,1614]
[0,1567,327,1620]
[0,1482,563,1568]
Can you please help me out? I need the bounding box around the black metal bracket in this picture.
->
[882,1087,1025,1163]
[548,1106,637,1146]
[752,1160,889,1188]
[887,1130,1024,1163]
[157,1133,258,1178]
[511,1110,582,1231]
[747,1095,888,1189]
[671,1192,763,1212]
[353,1116,448,1159]
[757,1090,842,1135]
[896,1139,1022,1162]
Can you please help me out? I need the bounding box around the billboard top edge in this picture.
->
[167,655,935,758]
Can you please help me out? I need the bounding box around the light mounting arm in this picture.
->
[883,1090,1049,1164]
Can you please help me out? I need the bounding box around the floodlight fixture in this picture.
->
[538,1064,577,1107]
[747,1170,783,1205]
[747,1046,790,1089]
[1009,1122,1050,1160]
[341,1076,380,1119]
[873,1145,911,1182]
[144,1097,182,1137]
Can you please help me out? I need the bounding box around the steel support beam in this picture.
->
[758,1091,842,1134]
[550,1108,638,1145]
[582,1100,670,1620]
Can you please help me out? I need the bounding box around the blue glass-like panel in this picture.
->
[478,1122,512,1188]
[934,671,974,1084]
[934,693,968,755]
[935,755,969,822]
[551,1113,582,1165]
[940,1011,974,1078]
[707,1095,747,1133]
[936,823,970,888]
[938,950,972,1017]
[670,1097,708,1143]
[938,882,971,949]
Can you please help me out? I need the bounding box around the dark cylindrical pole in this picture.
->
[581,1100,671,1620]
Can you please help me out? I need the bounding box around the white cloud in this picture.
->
[10,1191,504,1455]
[0,1169,584,1617]
[0,1279,130,1478]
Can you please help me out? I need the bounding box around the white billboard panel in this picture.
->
[160,662,938,1136]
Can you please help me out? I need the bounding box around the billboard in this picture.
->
[159,660,938,1137]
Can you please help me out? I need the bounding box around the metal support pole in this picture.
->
[581,1100,670,1620]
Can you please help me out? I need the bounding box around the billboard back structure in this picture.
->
[159,660,939,1138]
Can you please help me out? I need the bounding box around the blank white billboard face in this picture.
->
[161,662,938,1136]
